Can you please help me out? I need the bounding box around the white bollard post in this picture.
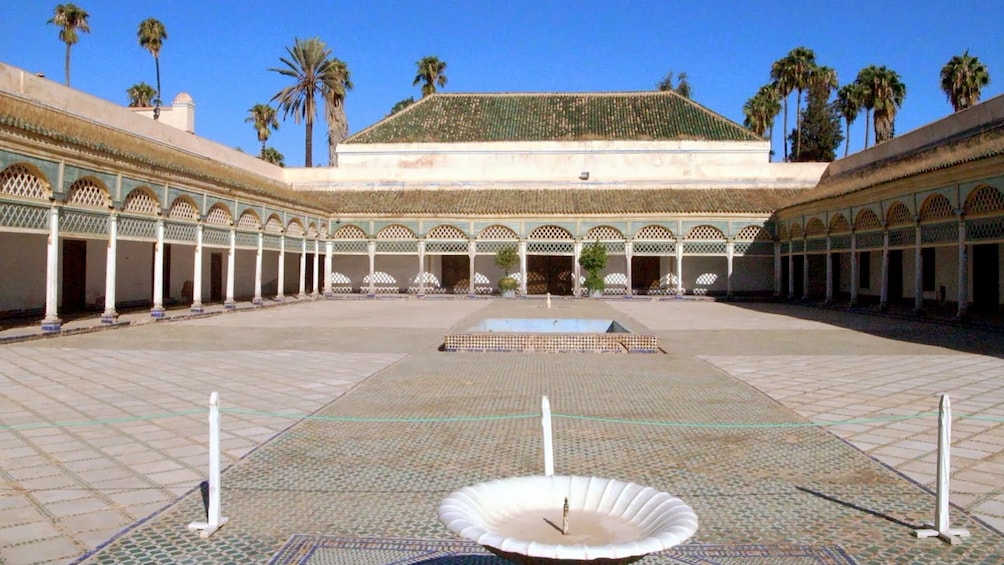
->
[914,394,969,544]
[542,396,554,476]
[547,292,552,309]
[188,392,229,538]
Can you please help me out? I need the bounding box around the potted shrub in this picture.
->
[578,241,607,297]
[494,246,519,297]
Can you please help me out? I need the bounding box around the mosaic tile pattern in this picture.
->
[81,352,1004,564]
[268,536,857,565]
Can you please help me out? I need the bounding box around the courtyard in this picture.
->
[1,298,1003,564]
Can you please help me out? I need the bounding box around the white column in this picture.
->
[42,204,62,332]
[573,240,582,296]
[276,234,286,301]
[468,241,477,296]
[726,239,734,299]
[367,240,376,296]
[102,212,119,323]
[849,231,859,306]
[297,238,307,299]
[773,241,782,297]
[957,217,968,319]
[675,239,683,295]
[824,236,833,305]
[914,223,923,314]
[253,232,263,305]
[312,239,319,298]
[323,240,333,297]
[518,240,528,296]
[225,228,236,309]
[880,229,890,310]
[192,223,204,313]
[418,241,426,296]
[625,241,633,297]
[152,218,166,318]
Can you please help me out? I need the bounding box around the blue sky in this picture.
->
[3,1,1003,167]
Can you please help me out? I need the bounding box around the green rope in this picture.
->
[220,408,541,423]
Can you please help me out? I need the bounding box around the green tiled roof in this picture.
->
[346,92,760,144]
[312,188,804,216]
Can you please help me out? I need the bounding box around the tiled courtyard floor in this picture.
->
[1,297,1003,564]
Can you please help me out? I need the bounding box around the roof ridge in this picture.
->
[344,94,437,143]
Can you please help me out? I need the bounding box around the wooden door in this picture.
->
[61,239,87,312]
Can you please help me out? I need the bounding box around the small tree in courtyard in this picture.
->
[578,241,607,296]
[494,246,519,294]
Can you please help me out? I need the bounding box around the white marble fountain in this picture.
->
[437,398,698,564]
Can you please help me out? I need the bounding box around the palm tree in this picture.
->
[866,66,907,144]
[854,66,878,148]
[656,71,692,98]
[126,82,157,107]
[769,56,796,160]
[47,4,90,87]
[261,147,285,167]
[835,83,863,157]
[245,103,280,159]
[324,57,353,166]
[389,97,415,116]
[270,37,347,167]
[743,85,781,161]
[940,50,991,112]
[137,18,168,119]
[413,56,447,97]
[785,47,817,157]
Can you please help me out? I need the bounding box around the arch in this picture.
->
[735,225,772,240]
[790,222,803,239]
[264,214,284,234]
[528,225,573,240]
[204,203,232,226]
[236,209,261,230]
[168,195,199,220]
[584,225,624,240]
[122,187,160,215]
[804,217,826,236]
[854,209,882,231]
[634,225,675,240]
[477,224,518,239]
[307,222,318,238]
[684,225,725,240]
[333,224,367,239]
[964,184,1004,216]
[377,224,417,239]
[0,163,51,200]
[319,224,328,238]
[426,224,468,239]
[286,219,305,237]
[886,201,912,226]
[777,224,789,241]
[919,194,954,222]
[66,177,112,209]
[828,213,850,234]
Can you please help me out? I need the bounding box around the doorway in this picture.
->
[973,244,1000,313]
[441,255,468,293]
[526,255,573,295]
[61,239,87,312]
[631,256,660,293]
[210,253,223,302]
[888,250,903,303]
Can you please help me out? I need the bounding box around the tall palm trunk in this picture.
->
[844,118,851,157]
[781,98,789,160]
[794,88,803,157]
[304,117,313,167]
[154,56,162,120]
[863,109,871,149]
[64,44,72,86]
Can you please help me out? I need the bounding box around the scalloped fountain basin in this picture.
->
[438,475,698,565]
